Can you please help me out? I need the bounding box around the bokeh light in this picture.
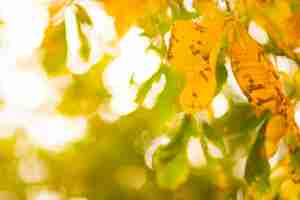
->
[248,21,269,45]
[25,115,87,151]
[187,137,206,168]
[18,155,48,183]
[103,27,160,118]
[212,93,229,118]
[29,190,61,200]
[0,0,48,56]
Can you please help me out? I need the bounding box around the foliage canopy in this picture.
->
[2,0,300,199]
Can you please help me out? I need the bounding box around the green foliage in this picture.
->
[75,4,93,26]
[156,151,190,190]
[215,56,228,94]
[76,4,92,61]
[153,116,198,189]
[57,55,112,116]
[245,133,270,193]
[40,22,68,76]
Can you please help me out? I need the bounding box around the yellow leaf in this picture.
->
[102,0,167,36]
[179,59,216,113]
[280,179,300,200]
[49,0,70,16]
[228,20,300,157]
[168,17,225,113]
[48,0,73,24]
[249,0,300,60]
[265,114,286,156]
[193,0,225,17]
[168,19,223,73]
[228,20,287,116]
[265,115,286,142]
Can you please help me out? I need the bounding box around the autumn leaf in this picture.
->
[168,18,225,73]
[179,60,217,113]
[6,0,300,197]
[264,114,287,156]
[49,0,71,18]
[246,0,300,61]
[280,179,300,200]
[167,17,226,113]
[227,20,300,160]
[102,0,168,36]
[193,0,226,17]
[228,20,287,116]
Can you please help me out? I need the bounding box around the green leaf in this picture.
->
[286,134,300,183]
[154,65,182,122]
[215,63,227,94]
[153,116,201,190]
[40,22,68,76]
[146,41,167,58]
[136,64,182,124]
[264,38,285,55]
[170,1,198,21]
[75,4,93,26]
[78,26,91,62]
[290,0,300,13]
[289,148,300,179]
[140,12,171,39]
[215,35,228,94]
[202,123,226,154]
[166,115,198,147]
[207,103,270,155]
[75,4,92,62]
[57,55,112,116]
[135,66,163,104]
[76,4,93,61]
[245,133,270,193]
[156,151,190,190]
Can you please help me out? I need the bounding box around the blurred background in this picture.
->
[1,0,300,199]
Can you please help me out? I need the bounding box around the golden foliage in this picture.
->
[246,0,300,60]
[228,21,286,116]
[168,19,224,73]
[48,0,70,17]
[280,179,300,200]
[102,0,168,36]
[5,0,300,198]
[265,115,286,142]
[179,59,216,113]
[193,0,224,17]
[265,114,287,156]
[227,20,299,156]
[167,18,225,113]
